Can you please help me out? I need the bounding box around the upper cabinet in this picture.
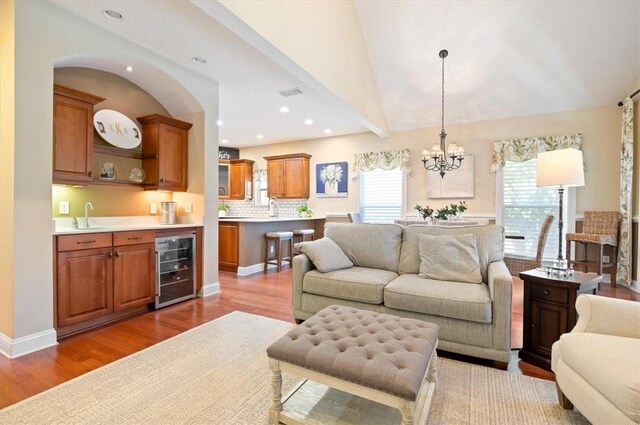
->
[229,159,254,199]
[138,114,193,192]
[264,153,311,199]
[53,84,105,184]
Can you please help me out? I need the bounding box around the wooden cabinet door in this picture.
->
[283,157,309,198]
[113,243,155,312]
[530,299,568,358]
[229,162,245,199]
[267,159,285,198]
[53,94,94,183]
[218,223,239,271]
[56,247,113,327]
[158,124,188,191]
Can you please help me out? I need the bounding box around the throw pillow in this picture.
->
[296,237,353,273]
[418,233,483,283]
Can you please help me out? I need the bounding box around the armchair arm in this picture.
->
[572,294,640,339]
[488,261,513,350]
[292,254,315,311]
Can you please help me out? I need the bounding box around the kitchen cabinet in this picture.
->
[264,153,311,199]
[219,161,230,198]
[138,114,192,191]
[53,84,105,184]
[113,236,155,312]
[229,159,254,199]
[218,222,239,272]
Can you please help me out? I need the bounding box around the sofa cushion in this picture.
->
[418,233,482,284]
[384,274,492,323]
[303,267,398,304]
[324,223,403,273]
[399,225,504,282]
[296,237,353,273]
[558,332,640,422]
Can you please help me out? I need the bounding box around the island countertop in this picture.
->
[218,216,324,223]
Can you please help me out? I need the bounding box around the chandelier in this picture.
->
[421,49,464,178]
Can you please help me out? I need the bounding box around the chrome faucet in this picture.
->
[84,202,94,228]
[268,197,279,217]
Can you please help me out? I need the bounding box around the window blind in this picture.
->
[502,159,562,259]
[358,168,403,223]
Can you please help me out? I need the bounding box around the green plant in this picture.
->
[435,201,468,220]
[414,204,434,220]
[297,204,314,217]
[218,203,230,213]
[435,206,452,220]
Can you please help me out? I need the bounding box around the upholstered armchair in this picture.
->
[504,214,554,276]
[552,294,640,424]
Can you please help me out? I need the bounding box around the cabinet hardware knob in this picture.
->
[77,240,96,244]
[160,177,165,183]
[128,237,142,240]
[543,290,550,295]
[531,323,536,328]
[88,171,93,178]
[115,251,120,258]
[108,251,112,258]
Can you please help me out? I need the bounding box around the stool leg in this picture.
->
[289,239,294,263]
[610,245,617,288]
[276,239,282,272]
[264,239,270,273]
[566,240,571,267]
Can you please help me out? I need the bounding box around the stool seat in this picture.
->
[293,229,315,235]
[266,231,294,238]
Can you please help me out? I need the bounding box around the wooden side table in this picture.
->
[518,269,601,371]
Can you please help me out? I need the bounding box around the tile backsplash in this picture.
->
[224,199,308,217]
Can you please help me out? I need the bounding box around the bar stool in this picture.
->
[265,231,294,272]
[292,229,315,254]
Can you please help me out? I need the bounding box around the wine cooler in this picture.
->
[155,234,196,308]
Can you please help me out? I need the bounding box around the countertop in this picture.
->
[218,216,325,223]
[54,223,203,236]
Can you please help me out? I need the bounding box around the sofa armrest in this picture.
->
[572,294,640,339]
[488,261,512,350]
[292,254,315,311]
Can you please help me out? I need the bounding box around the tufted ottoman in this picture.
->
[266,305,439,425]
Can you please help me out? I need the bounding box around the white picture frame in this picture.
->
[427,154,474,199]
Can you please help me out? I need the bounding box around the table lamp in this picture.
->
[536,148,585,262]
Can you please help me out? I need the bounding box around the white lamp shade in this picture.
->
[536,148,585,187]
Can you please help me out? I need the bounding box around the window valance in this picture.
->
[490,134,582,174]
[353,148,411,176]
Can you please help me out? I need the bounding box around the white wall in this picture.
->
[0,1,219,356]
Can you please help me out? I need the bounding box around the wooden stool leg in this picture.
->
[264,239,270,273]
[275,239,282,272]
[289,239,294,263]
[597,244,604,276]
[582,242,588,273]
[566,240,571,267]
[610,245,617,288]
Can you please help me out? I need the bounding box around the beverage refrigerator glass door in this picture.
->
[155,234,196,308]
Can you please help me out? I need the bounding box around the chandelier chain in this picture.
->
[441,52,445,132]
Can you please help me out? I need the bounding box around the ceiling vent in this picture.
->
[278,87,304,97]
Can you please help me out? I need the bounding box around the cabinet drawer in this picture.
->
[531,284,568,304]
[114,231,155,246]
[57,233,112,252]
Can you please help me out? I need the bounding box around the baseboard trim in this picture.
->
[197,282,220,297]
[0,328,58,359]
[630,280,639,293]
[237,262,281,276]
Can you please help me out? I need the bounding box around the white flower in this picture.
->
[320,164,343,184]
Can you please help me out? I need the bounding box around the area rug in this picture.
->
[1,311,588,424]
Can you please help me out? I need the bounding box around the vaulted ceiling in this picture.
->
[50,1,640,146]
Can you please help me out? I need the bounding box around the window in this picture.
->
[501,159,565,260]
[358,168,404,223]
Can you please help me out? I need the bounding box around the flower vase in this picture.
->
[324,180,338,195]
[218,210,227,217]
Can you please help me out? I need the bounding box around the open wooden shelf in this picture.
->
[91,178,153,187]
[93,144,156,159]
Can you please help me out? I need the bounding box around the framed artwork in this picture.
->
[316,161,348,197]
[427,154,474,199]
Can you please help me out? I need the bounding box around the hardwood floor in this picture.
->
[0,268,637,408]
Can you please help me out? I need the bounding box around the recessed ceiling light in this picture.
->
[126,66,133,72]
[216,119,223,126]
[256,134,264,139]
[279,106,290,113]
[304,119,314,125]
[192,56,207,65]
[221,139,229,144]
[324,128,332,134]
[103,9,123,19]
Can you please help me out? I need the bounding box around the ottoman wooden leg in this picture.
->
[269,359,283,424]
[400,400,415,425]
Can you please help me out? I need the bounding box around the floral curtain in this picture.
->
[617,98,634,286]
[490,133,583,174]
[352,148,411,176]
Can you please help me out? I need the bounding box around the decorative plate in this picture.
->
[93,109,142,149]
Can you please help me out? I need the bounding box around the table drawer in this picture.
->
[57,233,112,252]
[113,230,155,246]
[531,284,568,304]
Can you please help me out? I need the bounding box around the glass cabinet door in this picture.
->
[219,162,230,198]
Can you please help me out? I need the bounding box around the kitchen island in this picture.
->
[219,216,325,275]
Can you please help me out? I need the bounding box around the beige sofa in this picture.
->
[552,294,640,425]
[292,223,513,363]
